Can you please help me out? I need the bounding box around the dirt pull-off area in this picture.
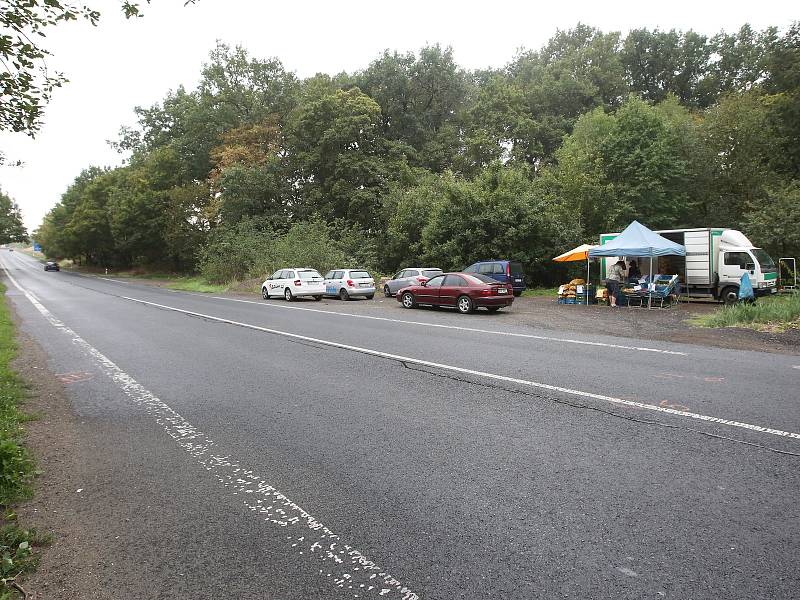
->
[11,314,115,600]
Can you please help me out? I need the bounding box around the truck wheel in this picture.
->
[720,286,739,305]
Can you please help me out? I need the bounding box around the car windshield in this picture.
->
[422,269,442,278]
[467,274,501,284]
[298,270,322,279]
[752,249,775,269]
[349,270,371,279]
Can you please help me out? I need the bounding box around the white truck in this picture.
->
[599,228,778,304]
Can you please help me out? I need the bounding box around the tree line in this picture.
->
[34,23,800,284]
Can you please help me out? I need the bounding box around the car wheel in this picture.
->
[262,287,270,300]
[313,295,323,301]
[457,295,475,314]
[401,292,416,309]
[339,288,350,301]
[365,294,374,300]
[383,285,391,298]
[284,287,294,301]
[720,286,739,305]
[487,306,500,313]
[513,290,522,297]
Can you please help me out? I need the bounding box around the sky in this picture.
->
[1,0,797,232]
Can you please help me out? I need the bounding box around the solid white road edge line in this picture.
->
[126,295,799,442]
[211,296,689,356]
[1,259,420,600]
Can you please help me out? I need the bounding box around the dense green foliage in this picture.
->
[0,191,27,246]
[35,23,800,285]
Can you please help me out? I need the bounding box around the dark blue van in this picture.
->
[463,260,526,296]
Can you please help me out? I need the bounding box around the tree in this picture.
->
[1,1,193,136]
[0,188,27,244]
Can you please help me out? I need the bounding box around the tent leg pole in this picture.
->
[649,256,653,309]
[586,257,590,305]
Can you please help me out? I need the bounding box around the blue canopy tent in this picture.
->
[589,221,686,307]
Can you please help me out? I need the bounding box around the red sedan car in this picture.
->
[396,272,514,314]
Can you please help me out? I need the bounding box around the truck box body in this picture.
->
[599,227,778,302]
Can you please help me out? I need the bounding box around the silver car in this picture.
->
[323,269,376,300]
[383,267,443,297]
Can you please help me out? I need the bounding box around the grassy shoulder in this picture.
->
[521,287,559,298]
[690,292,800,332]
[164,277,229,293]
[0,283,47,598]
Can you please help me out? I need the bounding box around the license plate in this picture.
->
[359,282,371,287]
[497,288,508,294]
[514,278,522,282]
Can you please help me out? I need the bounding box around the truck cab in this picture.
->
[716,230,778,303]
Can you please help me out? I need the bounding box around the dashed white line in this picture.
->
[211,296,688,356]
[123,295,799,443]
[1,258,420,600]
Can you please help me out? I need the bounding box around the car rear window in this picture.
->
[349,270,371,279]
[422,269,443,278]
[510,262,523,275]
[467,274,502,284]
[298,270,322,279]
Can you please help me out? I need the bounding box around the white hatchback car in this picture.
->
[262,268,325,301]
[323,269,376,300]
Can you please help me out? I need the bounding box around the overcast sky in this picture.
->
[1,0,797,232]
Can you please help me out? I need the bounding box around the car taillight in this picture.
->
[294,279,301,286]
[506,263,511,276]
[347,279,354,287]
[480,288,492,296]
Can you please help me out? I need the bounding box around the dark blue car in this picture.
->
[463,260,526,296]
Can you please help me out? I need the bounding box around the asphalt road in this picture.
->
[2,250,799,600]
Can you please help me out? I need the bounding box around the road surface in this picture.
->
[2,250,798,599]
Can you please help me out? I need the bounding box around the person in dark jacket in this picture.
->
[627,260,642,283]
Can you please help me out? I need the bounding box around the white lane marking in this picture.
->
[212,296,688,356]
[1,259,419,600]
[125,295,800,443]
[98,276,130,284]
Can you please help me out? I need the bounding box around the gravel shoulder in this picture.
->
[11,305,113,600]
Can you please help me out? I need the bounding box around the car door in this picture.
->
[440,274,468,306]
[390,270,409,294]
[416,274,445,304]
[267,270,284,297]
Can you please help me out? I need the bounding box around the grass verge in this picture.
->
[521,287,559,298]
[164,277,229,294]
[690,292,800,331]
[0,283,46,597]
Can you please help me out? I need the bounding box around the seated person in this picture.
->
[627,260,642,283]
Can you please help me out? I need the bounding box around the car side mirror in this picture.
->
[420,281,427,287]
[745,263,755,271]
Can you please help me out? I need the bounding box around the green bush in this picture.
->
[200,217,380,283]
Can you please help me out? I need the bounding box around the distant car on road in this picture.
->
[44,261,60,272]
[396,272,513,314]
[463,260,526,296]
[262,268,325,301]
[383,267,443,297]
[323,269,376,300]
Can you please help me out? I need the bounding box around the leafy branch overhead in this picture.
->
[0,0,195,136]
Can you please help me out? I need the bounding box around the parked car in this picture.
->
[396,272,513,314]
[44,260,60,272]
[323,269,376,300]
[262,268,325,301]
[463,260,526,296]
[383,267,443,297]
